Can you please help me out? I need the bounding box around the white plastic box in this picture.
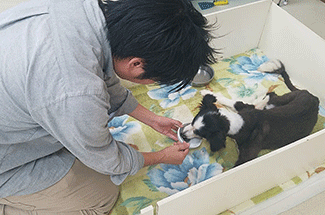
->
[141,0,325,214]
[2,0,324,214]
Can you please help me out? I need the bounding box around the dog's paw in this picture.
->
[200,89,214,96]
[255,95,270,110]
[257,59,283,73]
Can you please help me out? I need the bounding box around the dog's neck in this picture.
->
[219,109,244,135]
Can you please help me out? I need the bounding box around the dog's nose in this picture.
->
[180,124,196,140]
[180,132,191,142]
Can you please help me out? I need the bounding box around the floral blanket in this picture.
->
[109,48,325,215]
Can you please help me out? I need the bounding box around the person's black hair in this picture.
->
[99,0,218,90]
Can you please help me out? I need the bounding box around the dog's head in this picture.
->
[181,94,230,152]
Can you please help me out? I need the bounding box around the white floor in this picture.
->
[280,192,325,215]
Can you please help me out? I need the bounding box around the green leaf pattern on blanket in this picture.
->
[142,179,159,192]
[236,83,258,98]
[216,77,236,86]
[120,197,156,215]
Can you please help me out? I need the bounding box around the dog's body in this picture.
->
[181,60,319,166]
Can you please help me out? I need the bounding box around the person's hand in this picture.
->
[150,115,183,141]
[128,104,183,141]
[142,141,190,166]
[160,141,190,164]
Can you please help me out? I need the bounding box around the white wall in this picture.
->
[259,3,325,107]
[205,0,271,60]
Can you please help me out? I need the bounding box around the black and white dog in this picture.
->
[181,60,319,166]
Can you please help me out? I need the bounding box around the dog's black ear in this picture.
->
[206,131,227,152]
[200,94,218,111]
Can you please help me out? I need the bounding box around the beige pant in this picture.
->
[0,159,119,215]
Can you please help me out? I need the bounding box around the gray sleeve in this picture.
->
[31,93,144,185]
[103,70,139,116]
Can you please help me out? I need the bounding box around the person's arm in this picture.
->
[128,104,190,166]
[141,141,190,166]
[128,103,183,141]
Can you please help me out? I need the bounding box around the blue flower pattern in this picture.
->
[108,115,141,142]
[229,54,279,85]
[147,147,223,195]
[147,83,197,108]
[109,49,325,215]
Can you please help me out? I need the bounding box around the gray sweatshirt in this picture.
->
[0,0,144,198]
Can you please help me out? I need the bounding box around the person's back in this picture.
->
[0,0,217,213]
